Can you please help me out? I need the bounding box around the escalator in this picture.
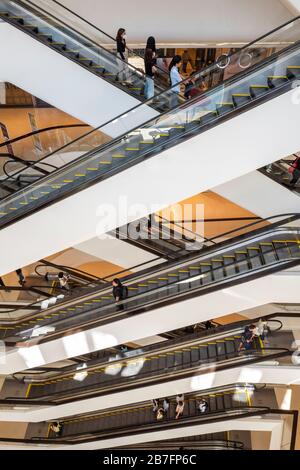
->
[0,16,300,229]
[0,385,278,447]
[0,0,171,105]
[0,312,291,405]
[259,156,300,196]
[0,214,298,345]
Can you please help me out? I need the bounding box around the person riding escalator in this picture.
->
[290,156,300,187]
[112,278,128,311]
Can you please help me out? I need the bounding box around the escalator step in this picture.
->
[189,399,196,416]
[191,347,200,363]
[288,241,300,258]
[167,353,175,369]
[174,351,183,367]
[247,248,263,269]
[267,76,289,88]
[216,394,225,410]
[216,103,234,115]
[216,341,226,357]
[211,260,224,280]
[23,24,39,33]
[199,346,209,361]
[273,242,292,260]
[200,112,218,125]
[126,411,134,426]
[222,255,237,277]
[208,396,217,411]
[287,66,300,79]
[232,93,251,107]
[170,404,176,420]
[147,408,155,424]
[259,243,278,264]
[223,393,233,409]
[235,252,250,273]
[183,350,191,364]
[233,336,242,349]
[207,343,217,358]
[226,394,235,408]
[249,85,270,98]
[150,357,159,372]
[158,355,166,370]
[225,339,236,355]
[200,263,213,284]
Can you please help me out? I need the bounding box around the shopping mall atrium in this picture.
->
[0,0,300,452]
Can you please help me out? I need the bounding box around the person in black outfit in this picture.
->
[112,278,127,311]
[144,48,156,99]
[116,28,128,81]
[238,324,256,351]
[290,156,300,187]
[146,36,156,55]
[16,269,26,286]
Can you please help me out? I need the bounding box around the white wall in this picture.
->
[36,0,293,44]
[0,271,299,376]
[0,23,156,130]
[1,87,300,276]
[214,171,300,219]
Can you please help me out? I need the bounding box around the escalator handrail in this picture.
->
[2,159,58,179]
[0,219,298,324]
[1,20,300,195]
[35,261,105,284]
[0,124,89,149]
[126,439,246,450]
